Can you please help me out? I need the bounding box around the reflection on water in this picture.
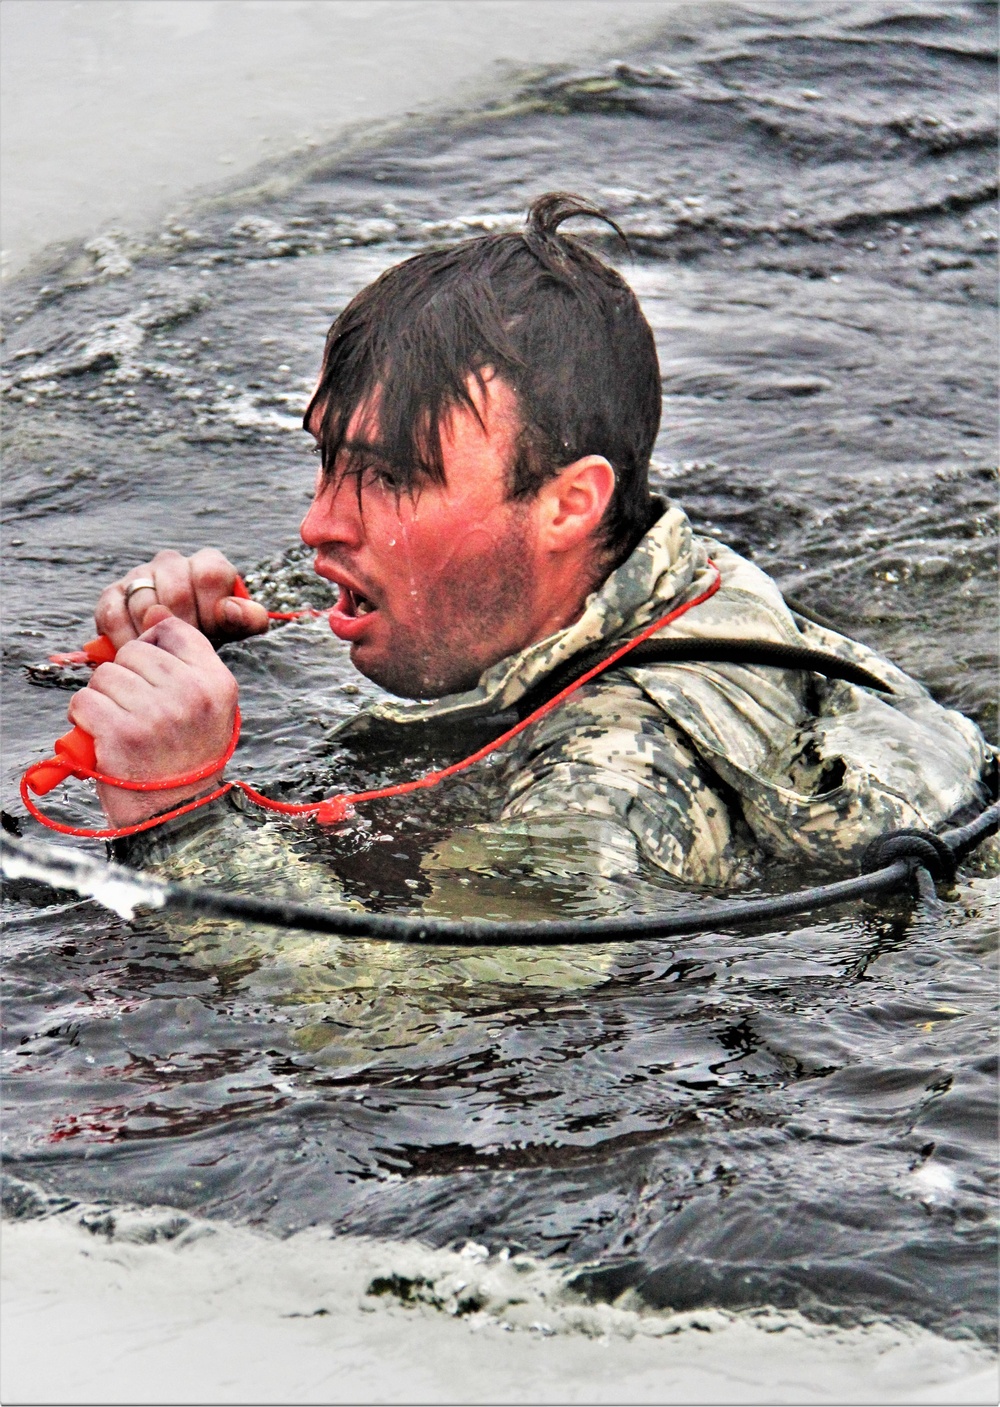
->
[2,0,997,1346]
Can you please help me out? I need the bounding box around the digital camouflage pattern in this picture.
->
[135,500,994,907]
[128,496,996,1024]
[335,499,995,886]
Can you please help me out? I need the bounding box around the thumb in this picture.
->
[139,603,175,631]
[214,595,270,639]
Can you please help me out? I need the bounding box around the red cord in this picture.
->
[20,778,237,841]
[47,576,328,667]
[24,563,722,840]
[20,710,243,839]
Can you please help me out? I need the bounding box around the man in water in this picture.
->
[68,194,993,885]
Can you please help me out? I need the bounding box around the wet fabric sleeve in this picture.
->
[490,677,745,888]
[121,797,356,906]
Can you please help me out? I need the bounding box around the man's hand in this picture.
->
[67,614,239,827]
[95,548,269,650]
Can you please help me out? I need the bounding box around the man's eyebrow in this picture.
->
[316,437,402,490]
[341,436,384,457]
[337,436,395,469]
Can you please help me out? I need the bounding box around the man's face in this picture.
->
[300,375,543,698]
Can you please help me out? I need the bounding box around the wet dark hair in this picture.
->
[304,192,662,561]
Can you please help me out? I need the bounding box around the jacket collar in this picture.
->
[369,498,708,724]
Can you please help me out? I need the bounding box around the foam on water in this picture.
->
[2,0,997,1388]
[2,1177,997,1404]
[1,837,168,922]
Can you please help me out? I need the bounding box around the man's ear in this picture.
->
[537,455,616,552]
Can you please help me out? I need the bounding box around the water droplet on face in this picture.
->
[388,538,396,547]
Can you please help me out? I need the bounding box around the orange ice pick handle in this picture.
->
[48,635,117,667]
[34,576,258,787]
[34,578,256,791]
[27,728,99,796]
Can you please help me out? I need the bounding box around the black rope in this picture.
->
[861,828,957,886]
[349,637,894,747]
[3,802,996,947]
[937,802,1000,858]
[514,637,892,718]
[157,859,916,944]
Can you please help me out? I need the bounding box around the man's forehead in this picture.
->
[305,392,381,442]
[305,374,519,492]
[307,419,389,481]
[307,374,512,438]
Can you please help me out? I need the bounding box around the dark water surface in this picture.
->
[2,0,997,1346]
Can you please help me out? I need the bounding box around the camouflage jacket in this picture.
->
[122,502,994,1027]
[331,499,993,887]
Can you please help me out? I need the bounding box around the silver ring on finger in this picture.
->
[123,577,158,605]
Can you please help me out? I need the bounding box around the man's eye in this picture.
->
[366,465,398,491]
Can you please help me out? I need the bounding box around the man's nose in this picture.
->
[300,476,363,550]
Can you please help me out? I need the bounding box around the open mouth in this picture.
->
[327,579,381,642]
[314,558,381,642]
[338,585,376,617]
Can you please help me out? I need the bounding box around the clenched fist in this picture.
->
[68,614,239,827]
[95,548,270,650]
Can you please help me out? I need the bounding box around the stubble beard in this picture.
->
[353,508,537,700]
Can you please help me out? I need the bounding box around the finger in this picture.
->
[84,660,161,712]
[123,581,160,633]
[138,602,174,632]
[137,614,228,671]
[101,638,182,689]
[213,596,271,640]
[67,681,130,735]
[142,550,199,630]
[95,581,143,648]
[188,548,240,636]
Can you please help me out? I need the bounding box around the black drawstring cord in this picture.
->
[3,802,996,947]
